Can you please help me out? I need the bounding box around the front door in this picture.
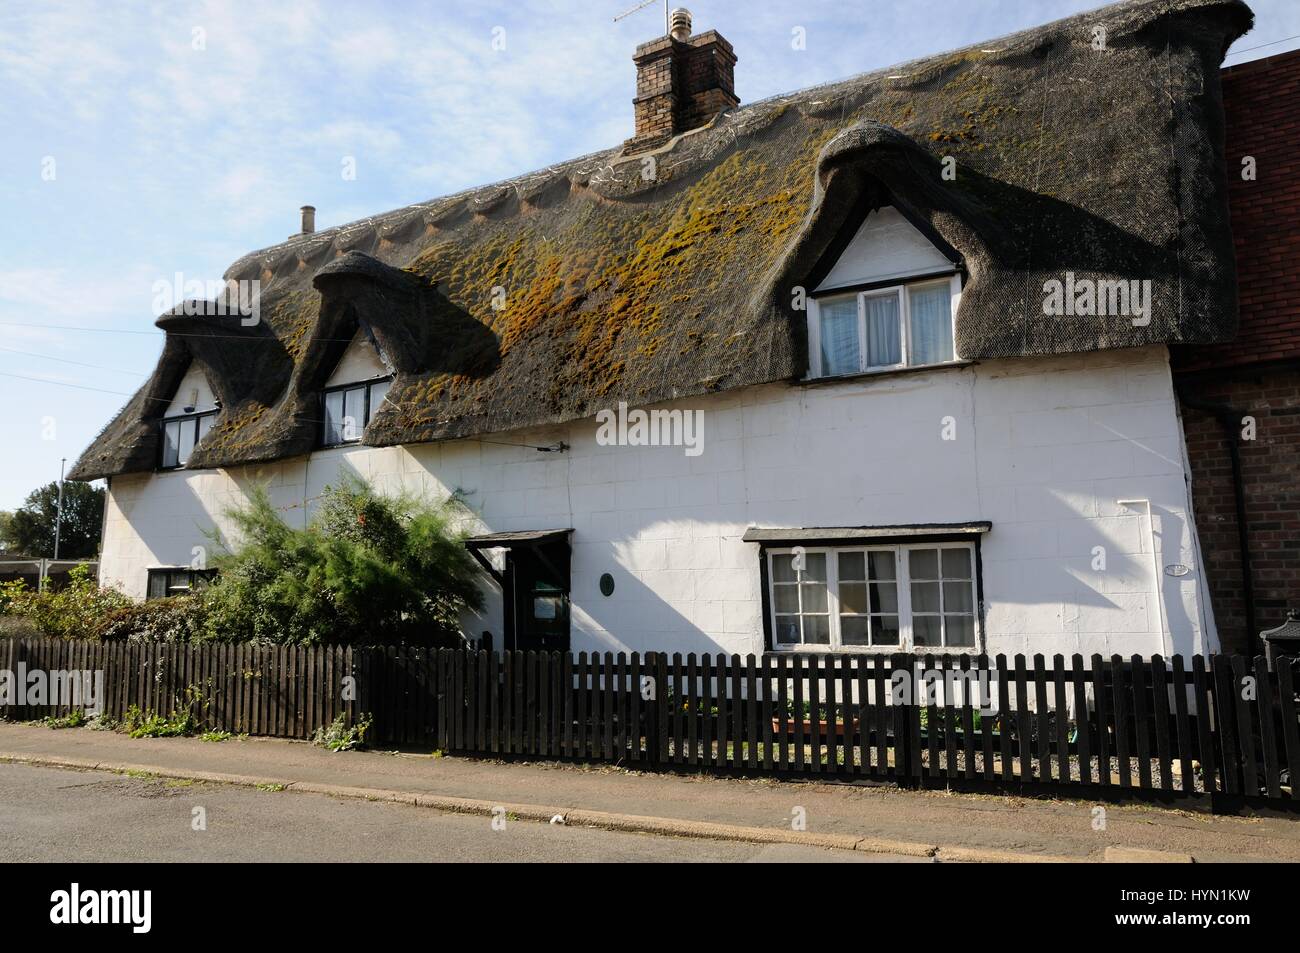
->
[504,544,570,652]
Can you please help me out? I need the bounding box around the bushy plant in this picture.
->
[42,709,87,729]
[123,704,199,738]
[93,594,208,643]
[201,479,484,646]
[311,713,373,751]
[0,565,131,641]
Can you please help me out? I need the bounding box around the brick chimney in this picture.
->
[625,9,738,155]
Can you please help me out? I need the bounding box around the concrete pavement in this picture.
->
[2,722,1298,862]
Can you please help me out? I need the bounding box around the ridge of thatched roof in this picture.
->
[70,0,1253,482]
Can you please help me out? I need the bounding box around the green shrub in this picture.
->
[42,709,87,729]
[201,479,484,647]
[92,594,208,643]
[311,713,373,752]
[0,565,131,641]
[123,704,199,739]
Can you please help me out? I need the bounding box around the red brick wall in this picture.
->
[1176,49,1300,654]
[626,31,738,153]
[1174,48,1300,372]
[1180,369,1300,654]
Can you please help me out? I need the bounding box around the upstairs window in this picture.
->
[161,411,218,469]
[807,204,961,379]
[159,363,218,469]
[322,377,390,447]
[813,276,957,377]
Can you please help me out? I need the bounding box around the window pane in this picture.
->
[162,421,180,468]
[804,615,830,644]
[841,616,870,646]
[838,581,868,614]
[867,550,896,581]
[802,552,826,581]
[873,615,900,646]
[908,282,954,366]
[870,581,899,614]
[177,418,197,465]
[911,581,940,613]
[773,585,800,614]
[197,413,215,442]
[775,617,801,645]
[942,547,972,579]
[772,554,796,583]
[864,293,901,367]
[913,616,942,647]
[800,582,828,613]
[838,551,865,581]
[819,299,860,376]
[342,387,366,441]
[909,548,939,579]
[533,596,560,621]
[147,571,168,600]
[324,391,344,445]
[943,581,974,614]
[367,379,390,424]
[945,615,975,648]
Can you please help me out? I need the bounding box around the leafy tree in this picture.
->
[201,479,485,646]
[6,481,104,558]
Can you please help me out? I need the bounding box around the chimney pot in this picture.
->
[300,205,316,234]
[670,8,692,42]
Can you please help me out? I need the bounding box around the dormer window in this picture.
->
[320,329,392,447]
[159,363,218,469]
[806,205,962,379]
[322,377,390,446]
[161,411,218,469]
[814,277,958,376]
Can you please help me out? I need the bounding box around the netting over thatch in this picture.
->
[70,0,1252,481]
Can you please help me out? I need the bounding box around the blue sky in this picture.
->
[1,0,1296,511]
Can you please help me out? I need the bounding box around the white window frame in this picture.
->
[159,410,218,470]
[321,375,392,448]
[765,542,980,654]
[807,273,962,379]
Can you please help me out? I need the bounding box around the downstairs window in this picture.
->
[146,568,217,600]
[766,542,978,651]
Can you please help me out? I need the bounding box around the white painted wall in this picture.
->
[815,206,954,292]
[325,331,387,386]
[163,363,217,417]
[99,345,1218,660]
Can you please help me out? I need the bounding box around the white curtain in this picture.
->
[819,299,860,375]
[908,283,953,365]
[864,293,901,367]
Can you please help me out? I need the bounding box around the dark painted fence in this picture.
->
[4,638,1298,808]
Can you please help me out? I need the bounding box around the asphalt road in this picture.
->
[0,762,920,863]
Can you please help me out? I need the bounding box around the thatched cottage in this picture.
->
[71,0,1256,659]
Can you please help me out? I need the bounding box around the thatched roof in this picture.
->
[70,0,1252,482]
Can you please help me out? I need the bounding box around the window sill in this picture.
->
[798,359,974,388]
[768,645,982,656]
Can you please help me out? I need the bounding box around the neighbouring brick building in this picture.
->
[1173,47,1300,655]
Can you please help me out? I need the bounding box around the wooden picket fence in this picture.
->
[3,638,1297,809]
